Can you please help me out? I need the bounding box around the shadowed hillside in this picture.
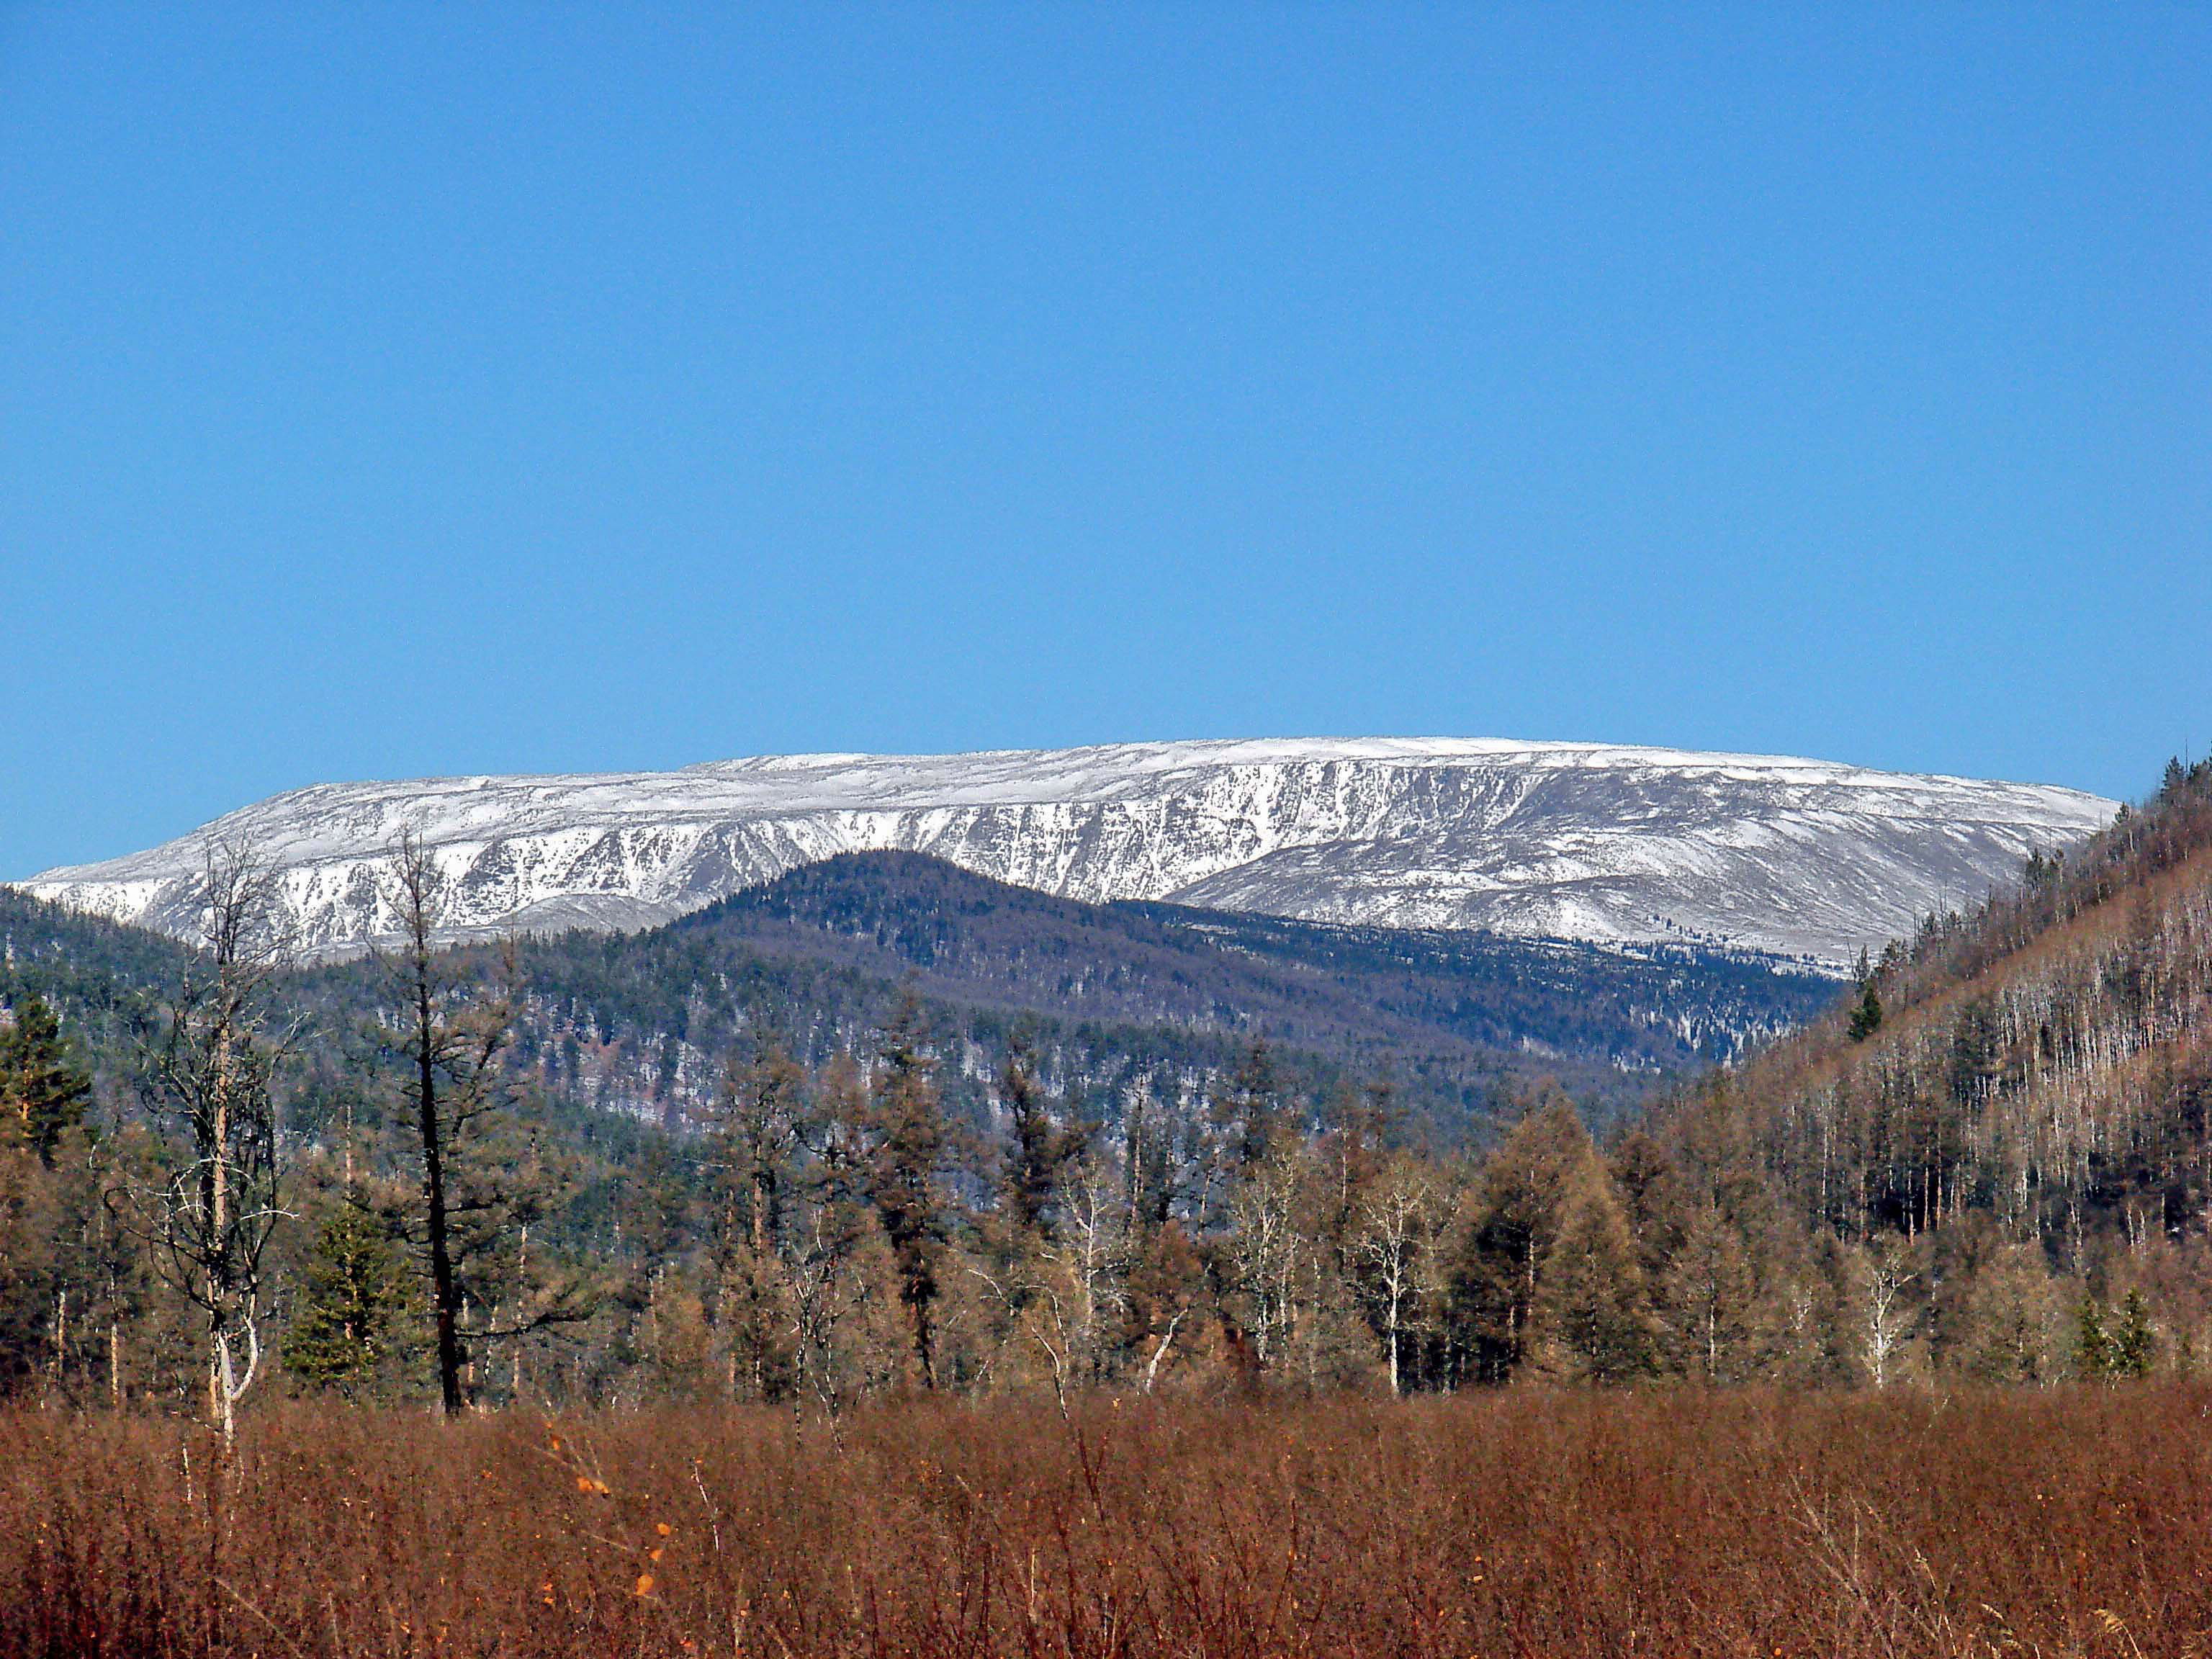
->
[366,850,1838,1141]
[678,850,1840,1069]
[271,849,1831,1150]
[5,851,1841,1148]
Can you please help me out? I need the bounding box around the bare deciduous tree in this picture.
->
[1854,1239,1919,1390]
[134,842,292,1445]
[1355,1161,1437,1396]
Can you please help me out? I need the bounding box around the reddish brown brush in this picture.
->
[1,1388,2206,1658]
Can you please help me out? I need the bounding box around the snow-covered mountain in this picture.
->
[14,737,2116,966]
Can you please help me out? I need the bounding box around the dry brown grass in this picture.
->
[2,1387,2208,1658]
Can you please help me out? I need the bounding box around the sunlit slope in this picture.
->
[20,737,2112,965]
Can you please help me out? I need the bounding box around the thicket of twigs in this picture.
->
[3,1388,2206,1658]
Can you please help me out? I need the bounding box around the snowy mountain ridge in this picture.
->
[14,737,2116,966]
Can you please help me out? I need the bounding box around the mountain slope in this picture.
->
[2,848,1840,1159]
[672,850,1843,1069]
[0,886,198,1105]
[275,851,1842,1142]
[1674,757,2212,1247]
[18,738,2112,965]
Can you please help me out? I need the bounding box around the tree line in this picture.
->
[8,760,2212,1421]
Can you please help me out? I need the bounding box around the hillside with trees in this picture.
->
[6,763,2208,1414]
[398,850,1836,1132]
[1629,755,2212,1384]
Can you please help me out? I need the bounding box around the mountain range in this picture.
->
[16,737,2113,967]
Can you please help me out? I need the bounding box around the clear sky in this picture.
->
[2,6,2206,876]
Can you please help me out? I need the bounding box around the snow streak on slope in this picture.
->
[14,738,2116,965]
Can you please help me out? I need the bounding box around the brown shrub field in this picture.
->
[1,1387,2206,1658]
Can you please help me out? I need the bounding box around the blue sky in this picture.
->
[2,5,2206,876]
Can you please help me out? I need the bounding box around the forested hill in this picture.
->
[373,850,1830,1134]
[681,853,1838,1068]
[0,886,193,1005]
[1618,756,2212,1382]
[5,848,1840,1143]
[1699,757,2212,1239]
[0,886,194,1095]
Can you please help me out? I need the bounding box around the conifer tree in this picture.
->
[716,1040,804,1262]
[1452,1097,1589,1382]
[1663,1202,1763,1382]
[969,1035,1107,1398]
[2072,1297,2111,1380]
[999,1034,1082,1244]
[1539,1157,1658,1383]
[1609,1128,1689,1286]
[1846,979,1884,1043]
[1212,1040,1282,1176]
[0,1133,70,1394]
[385,835,490,1416]
[866,1002,952,1388]
[1955,1244,2059,1384]
[283,1203,418,1398]
[0,992,90,1163]
[2110,1290,2156,1380]
[709,1040,805,1400]
[382,835,593,1415]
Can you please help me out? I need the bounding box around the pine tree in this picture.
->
[709,1041,805,1401]
[1609,1129,1689,1284]
[1213,1040,1282,1175]
[999,1035,1082,1244]
[282,1204,419,1399]
[381,838,592,1413]
[867,1002,952,1388]
[1846,979,1884,1043]
[1663,1202,1763,1381]
[1956,1245,2059,1384]
[719,1242,795,1403]
[0,993,91,1163]
[1452,1097,1589,1382]
[2110,1290,2156,1380]
[2072,1297,2111,1380]
[0,1134,70,1393]
[716,1040,804,1262]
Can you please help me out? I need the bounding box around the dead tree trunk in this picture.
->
[390,837,467,1416]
